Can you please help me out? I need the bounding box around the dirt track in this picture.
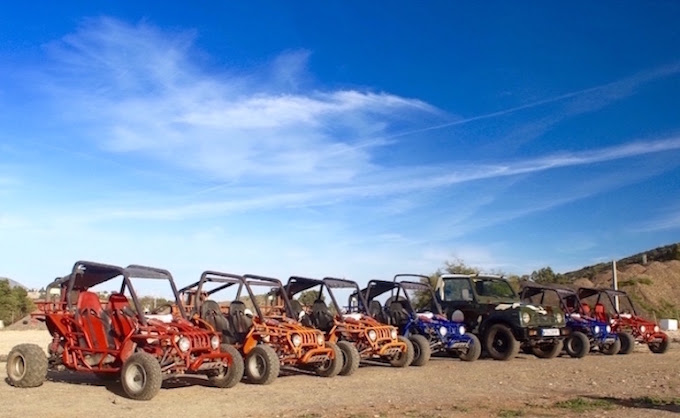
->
[1,330,679,417]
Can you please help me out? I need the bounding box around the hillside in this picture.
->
[561,243,680,319]
[0,277,27,290]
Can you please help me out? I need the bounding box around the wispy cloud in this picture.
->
[39,18,441,185]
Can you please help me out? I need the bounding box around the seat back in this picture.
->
[108,293,136,340]
[581,303,591,315]
[76,291,115,350]
[201,300,230,333]
[312,300,334,332]
[290,299,313,327]
[228,300,253,335]
[389,300,409,327]
[369,300,388,324]
[594,303,607,322]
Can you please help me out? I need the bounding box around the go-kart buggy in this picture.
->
[355,276,481,366]
[436,274,568,360]
[283,276,412,374]
[520,283,620,357]
[578,287,669,354]
[179,271,342,384]
[5,261,242,400]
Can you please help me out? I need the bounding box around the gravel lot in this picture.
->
[1,330,679,417]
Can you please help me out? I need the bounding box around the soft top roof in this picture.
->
[323,277,359,289]
[578,287,628,299]
[362,280,400,300]
[521,282,577,297]
[286,276,323,296]
[54,261,125,290]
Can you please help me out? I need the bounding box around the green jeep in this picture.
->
[435,274,568,360]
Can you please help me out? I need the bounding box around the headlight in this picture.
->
[521,312,531,324]
[458,325,466,335]
[640,325,646,333]
[291,333,302,347]
[593,326,600,335]
[390,329,398,339]
[368,330,377,341]
[554,313,563,324]
[316,333,325,345]
[654,325,659,333]
[210,335,220,350]
[178,336,191,352]
[439,326,448,336]
[605,325,611,334]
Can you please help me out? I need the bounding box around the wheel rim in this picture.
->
[570,337,583,354]
[9,353,26,380]
[412,341,421,360]
[124,363,147,394]
[248,353,266,380]
[493,332,509,353]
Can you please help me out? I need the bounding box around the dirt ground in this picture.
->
[1,330,679,418]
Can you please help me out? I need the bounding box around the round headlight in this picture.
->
[640,325,646,333]
[368,330,377,341]
[291,333,302,347]
[593,326,600,335]
[178,336,191,352]
[654,325,659,333]
[606,325,611,334]
[522,312,531,324]
[555,313,563,324]
[390,328,398,339]
[458,325,466,335]
[439,326,448,336]
[210,335,220,350]
[316,333,325,345]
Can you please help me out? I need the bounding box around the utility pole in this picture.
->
[612,260,619,312]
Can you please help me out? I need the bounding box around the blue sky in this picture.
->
[1,2,679,292]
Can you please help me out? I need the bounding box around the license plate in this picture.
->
[542,328,560,337]
[452,342,470,348]
[604,338,616,343]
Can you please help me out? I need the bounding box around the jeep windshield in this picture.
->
[472,277,516,299]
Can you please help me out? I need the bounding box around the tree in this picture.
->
[297,290,323,306]
[0,279,36,325]
[530,267,567,284]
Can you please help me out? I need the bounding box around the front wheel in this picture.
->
[618,332,635,355]
[649,335,669,354]
[337,340,360,376]
[315,342,342,377]
[484,324,519,361]
[120,352,163,401]
[565,332,590,358]
[6,344,48,388]
[532,339,564,359]
[457,334,481,362]
[409,334,431,366]
[389,336,414,367]
[210,344,244,388]
[601,338,621,355]
[245,345,280,385]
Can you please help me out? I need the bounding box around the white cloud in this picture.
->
[41,18,441,185]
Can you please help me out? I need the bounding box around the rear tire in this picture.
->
[618,332,635,355]
[316,342,342,377]
[565,332,590,358]
[409,334,431,366]
[601,338,621,355]
[121,352,163,401]
[484,324,519,361]
[458,334,482,362]
[648,335,669,354]
[389,336,414,367]
[337,341,360,376]
[532,339,564,359]
[6,344,48,388]
[210,344,244,388]
[245,345,280,385]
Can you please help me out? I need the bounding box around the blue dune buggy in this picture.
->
[353,274,481,366]
[520,283,620,357]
